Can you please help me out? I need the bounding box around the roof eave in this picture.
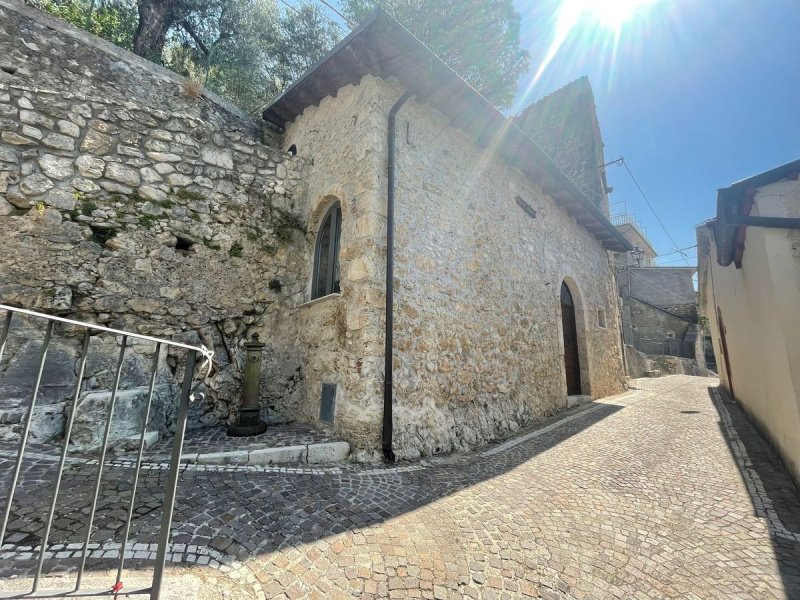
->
[261,10,632,253]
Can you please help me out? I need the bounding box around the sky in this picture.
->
[510,0,800,266]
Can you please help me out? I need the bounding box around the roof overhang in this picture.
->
[262,10,632,253]
[715,158,800,267]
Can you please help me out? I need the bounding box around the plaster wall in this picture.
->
[698,178,800,485]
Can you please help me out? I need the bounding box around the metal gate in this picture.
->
[0,304,213,598]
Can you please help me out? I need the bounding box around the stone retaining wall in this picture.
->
[0,0,308,441]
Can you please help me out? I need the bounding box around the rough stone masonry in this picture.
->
[0,0,312,447]
[0,0,627,460]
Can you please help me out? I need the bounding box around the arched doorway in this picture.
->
[560,282,582,395]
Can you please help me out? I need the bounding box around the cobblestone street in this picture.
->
[2,375,799,599]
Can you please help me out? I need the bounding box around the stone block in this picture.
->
[120,429,159,451]
[44,188,76,210]
[0,336,80,410]
[67,385,176,452]
[80,129,112,154]
[75,155,105,178]
[20,173,54,196]
[2,131,36,145]
[0,197,13,215]
[57,119,81,137]
[201,147,233,169]
[21,125,42,140]
[42,133,75,151]
[197,450,248,465]
[248,445,306,465]
[307,441,350,463]
[105,162,141,186]
[39,154,74,179]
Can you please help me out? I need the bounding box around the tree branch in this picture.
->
[179,19,209,56]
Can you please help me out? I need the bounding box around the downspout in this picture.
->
[383,89,414,463]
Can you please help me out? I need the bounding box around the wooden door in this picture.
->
[561,282,582,395]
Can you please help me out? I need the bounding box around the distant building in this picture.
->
[697,158,800,485]
[611,215,700,375]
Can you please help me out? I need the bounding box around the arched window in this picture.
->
[312,203,341,299]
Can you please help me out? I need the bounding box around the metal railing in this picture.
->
[0,304,213,599]
[610,212,648,237]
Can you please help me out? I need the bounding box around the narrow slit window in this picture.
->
[312,203,341,299]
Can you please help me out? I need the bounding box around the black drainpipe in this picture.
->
[383,89,414,463]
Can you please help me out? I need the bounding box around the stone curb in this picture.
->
[182,441,350,466]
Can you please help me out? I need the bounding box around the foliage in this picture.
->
[173,188,206,201]
[32,0,341,115]
[163,0,340,113]
[30,0,138,49]
[138,213,158,228]
[272,208,305,243]
[342,0,529,108]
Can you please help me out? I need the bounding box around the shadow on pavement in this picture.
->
[0,401,623,588]
[708,385,800,596]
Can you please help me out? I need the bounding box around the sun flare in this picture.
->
[579,0,655,29]
[518,0,658,107]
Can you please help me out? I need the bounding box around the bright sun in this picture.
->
[574,0,655,30]
[522,0,658,95]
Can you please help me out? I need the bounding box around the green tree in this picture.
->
[32,0,340,114]
[163,0,340,113]
[342,0,529,108]
[30,0,138,49]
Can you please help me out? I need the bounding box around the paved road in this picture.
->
[2,375,799,599]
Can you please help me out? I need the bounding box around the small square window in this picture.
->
[597,308,607,329]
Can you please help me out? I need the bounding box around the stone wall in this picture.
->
[384,81,625,459]
[280,77,389,461]
[0,0,308,442]
[623,297,693,356]
[281,75,626,460]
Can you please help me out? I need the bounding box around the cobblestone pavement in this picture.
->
[1,375,799,599]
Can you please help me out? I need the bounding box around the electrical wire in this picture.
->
[657,255,699,266]
[656,244,697,258]
[278,0,348,36]
[295,0,347,33]
[316,0,355,28]
[617,158,692,267]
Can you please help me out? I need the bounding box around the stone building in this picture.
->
[697,158,800,486]
[0,1,630,460]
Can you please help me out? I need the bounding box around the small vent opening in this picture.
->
[319,383,336,424]
[89,225,117,246]
[175,236,194,252]
[287,144,297,156]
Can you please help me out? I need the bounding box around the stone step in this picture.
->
[184,441,350,466]
[567,395,593,408]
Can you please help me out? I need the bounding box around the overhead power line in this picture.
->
[657,244,697,259]
[316,0,356,28]
[615,158,691,266]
